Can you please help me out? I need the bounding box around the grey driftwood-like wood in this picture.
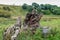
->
[3,17,21,40]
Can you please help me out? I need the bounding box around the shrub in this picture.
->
[22,4,27,9]
[52,9,60,15]
[3,6,11,11]
[0,10,11,18]
[41,10,51,15]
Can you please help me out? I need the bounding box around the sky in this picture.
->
[0,0,60,6]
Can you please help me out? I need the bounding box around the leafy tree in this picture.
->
[32,2,39,9]
[40,4,45,10]
[27,5,33,12]
[44,4,51,10]
[22,3,28,9]
[22,2,60,15]
[36,6,41,13]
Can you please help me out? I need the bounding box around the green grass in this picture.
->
[0,15,60,40]
[0,4,60,40]
[0,18,16,40]
[17,18,60,40]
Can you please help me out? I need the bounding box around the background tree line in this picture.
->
[22,2,60,15]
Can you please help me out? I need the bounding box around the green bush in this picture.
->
[52,9,60,15]
[0,10,11,18]
[41,10,52,15]
[22,4,28,9]
[3,6,11,11]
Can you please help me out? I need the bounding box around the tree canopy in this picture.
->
[22,2,60,15]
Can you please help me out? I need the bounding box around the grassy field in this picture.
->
[0,15,60,40]
[17,15,60,40]
[0,5,60,40]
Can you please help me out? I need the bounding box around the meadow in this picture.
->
[18,15,60,40]
[0,5,60,40]
[0,15,60,40]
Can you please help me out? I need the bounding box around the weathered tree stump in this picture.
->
[23,9,43,34]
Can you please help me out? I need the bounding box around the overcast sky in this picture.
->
[0,0,60,6]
